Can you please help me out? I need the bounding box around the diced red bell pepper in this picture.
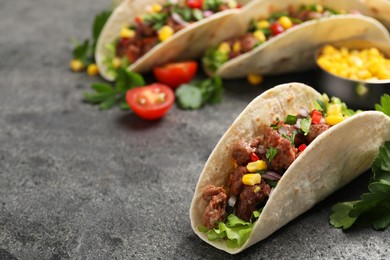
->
[250,152,260,162]
[298,144,307,152]
[311,109,323,124]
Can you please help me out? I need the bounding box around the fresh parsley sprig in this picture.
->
[175,76,224,109]
[83,68,145,110]
[329,95,390,230]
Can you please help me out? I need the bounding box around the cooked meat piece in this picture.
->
[141,37,159,55]
[263,126,298,172]
[202,185,227,229]
[241,33,258,53]
[232,142,255,166]
[306,123,331,143]
[235,180,271,221]
[227,166,248,197]
[167,16,185,32]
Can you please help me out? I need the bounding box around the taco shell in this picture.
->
[190,83,390,254]
[207,0,390,78]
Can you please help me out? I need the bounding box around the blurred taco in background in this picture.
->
[364,0,390,29]
[95,0,252,80]
[202,0,390,78]
[190,83,390,254]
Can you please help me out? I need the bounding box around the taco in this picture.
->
[95,0,252,80]
[202,0,390,78]
[189,83,390,254]
[365,0,390,29]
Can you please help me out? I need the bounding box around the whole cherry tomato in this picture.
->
[270,22,285,36]
[187,0,203,9]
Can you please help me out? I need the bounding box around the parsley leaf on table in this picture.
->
[175,76,224,109]
[329,95,390,230]
[83,68,145,110]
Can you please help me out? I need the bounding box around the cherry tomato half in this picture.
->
[125,83,175,120]
[187,0,203,9]
[270,22,285,36]
[153,61,198,88]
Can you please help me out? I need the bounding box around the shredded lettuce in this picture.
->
[199,210,261,248]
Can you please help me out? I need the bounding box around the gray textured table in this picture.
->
[1,0,389,259]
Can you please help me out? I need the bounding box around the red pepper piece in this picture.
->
[311,109,323,124]
[298,144,307,152]
[250,152,260,162]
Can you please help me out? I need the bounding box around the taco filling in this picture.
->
[104,0,241,75]
[199,96,358,248]
[203,4,358,73]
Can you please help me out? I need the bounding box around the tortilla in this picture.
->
[190,83,390,254]
[95,0,252,81]
[205,0,390,78]
[365,0,390,29]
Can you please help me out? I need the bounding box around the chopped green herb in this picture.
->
[300,118,312,136]
[375,94,390,117]
[266,147,278,162]
[270,119,281,130]
[202,46,229,73]
[83,67,145,110]
[176,76,224,110]
[282,131,296,146]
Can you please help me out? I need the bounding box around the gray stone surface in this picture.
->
[0,0,389,259]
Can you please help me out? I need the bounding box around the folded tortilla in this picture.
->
[95,0,252,81]
[190,83,390,254]
[365,0,390,29]
[206,0,390,78]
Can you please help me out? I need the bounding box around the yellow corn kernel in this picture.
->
[152,4,162,13]
[253,30,266,42]
[325,115,344,126]
[377,67,390,80]
[120,27,135,39]
[87,63,99,76]
[227,0,238,8]
[242,174,262,186]
[257,20,270,29]
[357,69,372,79]
[247,73,263,85]
[246,160,267,172]
[315,4,324,13]
[218,42,231,54]
[327,104,342,116]
[278,16,293,30]
[112,57,122,69]
[233,41,241,53]
[70,59,84,72]
[158,26,174,42]
[321,45,337,55]
[253,186,261,193]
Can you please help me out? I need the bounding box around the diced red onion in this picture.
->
[295,118,301,128]
[203,10,214,18]
[257,145,266,154]
[228,196,237,207]
[278,125,288,135]
[171,13,189,26]
[320,117,326,124]
[298,107,309,118]
[262,171,282,181]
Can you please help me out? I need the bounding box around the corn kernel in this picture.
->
[246,160,267,172]
[152,4,162,13]
[315,4,324,13]
[233,41,241,53]
[327,104,342,116]
[120,27,135,38]
[227,0,237,8]
[253,30,266,42]
[247,73,263,85]
[325,115,344,126]
[218,42,231,54]
[278,16,293,29]
[112,57,122,69]
[322,45,337,55]
[87,63,99,76]
[242,174,262,186]
[70,59,84,72]
[158,26,174,42]
[253,186,261,193]
[257,20,270,29]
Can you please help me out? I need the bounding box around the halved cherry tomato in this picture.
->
[187,0,203,9]
[153,61,198,88]
[270,22,285,36]
[125,83,175,120]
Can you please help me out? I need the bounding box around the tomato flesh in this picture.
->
[126,83,175,120]
[311,109,323,124]
[270,22,285,36]
[187,0,203,9]
[153,61,198,88]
